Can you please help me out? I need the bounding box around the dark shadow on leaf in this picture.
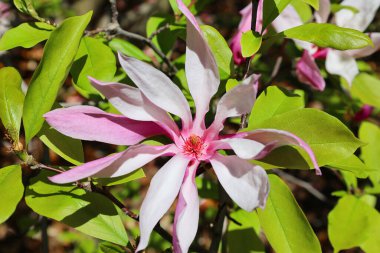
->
[258,146,310,169]
[227,228,265,252]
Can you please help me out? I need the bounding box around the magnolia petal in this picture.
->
[296,51,326,91]
[326,49,358,86]
[335,0,380,32]
[210,154,269,211]
[206,74,259,139]
[44,106,164,146]
[240,129,321,175]
[89,77,180,139]
[315,0,331,23]
[118,54,192,130]
[137,155,190,252]
[49,144,177,184]
[177,0,220,131]
[345,33,380,58]
[210,138,266,160]
[173,161,199,253]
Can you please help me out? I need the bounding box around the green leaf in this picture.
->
[71,37,116,98]
[0,22,54,51]
[13,0,44,21]
[146,15,176,58]
[282,23,373,50]
[98,242,125,253]
[201,25,233,80]
[227,209,264,253]
[95,169,145,187]
[0,67,24,143]
[327,154,369,179]
[249,86,304,128]
[351,73,380,108]
[291,0,313,22]
[225,79,239,92]
[0,165,24,224]
[38,122,84,165]
[262,0,292,31]
[168,0,191,15]
[328,195,378,252]
[250,108,362,168]
[360,212,380,253]
[257,174,321,253]
[241,30,262,58]
[23,12,92,144]
[108,38,151,62]
[25,171,128,245]
[300,0,319,10]
[359,121,380,183]
[330,4,359,14]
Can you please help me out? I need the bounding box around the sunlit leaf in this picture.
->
[0,165,24,224]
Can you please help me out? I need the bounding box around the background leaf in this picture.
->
[351,73,380,108]
[241,31,262,58]
[257,174,321,253]
[0,165,24,224]
[0,22,54,51]
[359,121,380,183]
[328,195,378,252]
[108,38,152,62]
[25,171,128,245]
[13,0,44,21]
[71,37,116,98]
[282,23,373,50]
[23,12,92,143]
[327,154,370,179]
[262,0,292,31]
[0,67,24,143]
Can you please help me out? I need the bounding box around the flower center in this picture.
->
[182,134,206,160]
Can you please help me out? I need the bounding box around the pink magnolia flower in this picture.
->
[230,0,263,65]
[0,2,10,38]
[273,0,380,89]
[353,105,374,122]
[44,1,320,252]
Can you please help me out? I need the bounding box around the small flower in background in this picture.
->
[354,105,374,122]
[272,0,380,89]
[230,0,263,65]
[44,0,320,252]
[0,2,10,37]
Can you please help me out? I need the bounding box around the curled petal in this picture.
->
[238,129,321,175]
[345,33,380,58]
[326,50,358,86]
[296,51,326,91]
[118,54,192,130]
[49,144,178,184]
[44,106,165,146]
[335,0,380,32]
[137,155,190,252]
[173,161,199,253]
[89,77,180,139]
[210,154,269,211]
[177,0,220,131]
[206,74,259,139]
[209,138,266,160]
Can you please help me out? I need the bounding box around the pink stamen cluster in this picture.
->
[182,134,206,160]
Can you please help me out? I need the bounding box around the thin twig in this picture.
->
[148,23,170,40]
[274,169,328,202]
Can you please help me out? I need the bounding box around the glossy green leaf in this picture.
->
[241,31,262,58]
[95,169,145,187]
[330,4,358,14]
[0,67,24,143]
[359,121,380,183]
[227,209,264,253]
[0,22,54,51]
[249,86,304,128]
[13,0,44,21]
[0,165,24,224]
[25,171,128,245]
[282,23,373,50]
[291,0,313,22]
[71,37,116,98]
[250,109,362,168]
[328,195,378,252]
[38,122,84,165]
[327,154,369,179]
[301,0,319,10]
[201,25,233,80]
[262,0,292,31]
[257,174,321,253]
[23,12,92,144]
[146,15,176,58]
[351,73,380,108]
[108,38,151,62]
